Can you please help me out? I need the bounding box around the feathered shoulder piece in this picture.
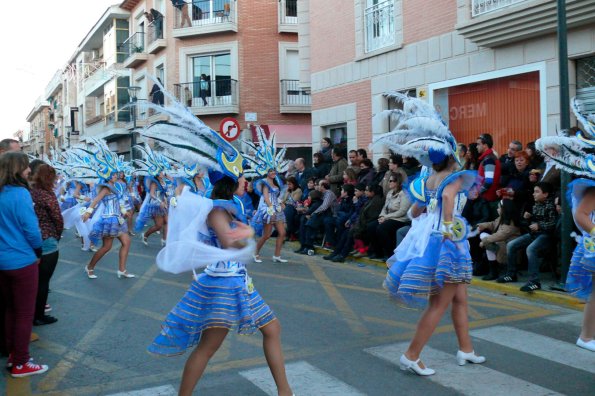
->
[135,77,245,183]
[242,125,289,178]
[67,138,125,182]
[373,93,459,167]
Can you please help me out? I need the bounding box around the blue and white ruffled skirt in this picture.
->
[89,216,128,244]
[148,273,276,356]
[384,233,473,308]
[566,240,594,301]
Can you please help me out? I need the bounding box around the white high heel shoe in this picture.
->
[253,255,263,263]
[141,233,148,246]
[117,270,136,279]
[399,354,435,376]
[272,256,288,263]
[456,350,486,365]
[85,266,97,279]
[576,338,595,352]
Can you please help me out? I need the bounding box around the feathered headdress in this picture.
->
[373,93,459,167]
[536,97,595,177]
[242,126,290,178]
[66,138,127,183]
[133,77,245,183]
[133,144,171,177]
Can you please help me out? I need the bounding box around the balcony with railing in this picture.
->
[279,0,298,33]
[174,79,239,115]
[458,0,595,47]
[146,20,166,54]
[122,32,148,68]
[280,80,310,113]
[173,0,237,38]
[365,0,395,53]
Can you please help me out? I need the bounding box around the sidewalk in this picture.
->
[292,242,584,311]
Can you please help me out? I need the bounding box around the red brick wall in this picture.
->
[403,0,457,44]
[310,0,356,73]
[313,80,372,149]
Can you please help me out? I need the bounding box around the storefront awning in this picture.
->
[250,124,311,148]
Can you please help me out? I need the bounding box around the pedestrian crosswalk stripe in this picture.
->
[471,326,595,374]
[239,361,365,396]
[106,385,177,396]
[547,313,583,326]
[365,342,562,396]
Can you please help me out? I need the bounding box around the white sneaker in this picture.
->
[399,354,435,376]
[456,350,486,365]
[576,338,595,352]
[272,256,288,263]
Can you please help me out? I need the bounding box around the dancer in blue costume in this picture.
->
[375,93,485,375]
[244,126,291,263]
[76,139,135,279]
[138,84,294,396]
[134,145,171,246]
[536,98,595,352]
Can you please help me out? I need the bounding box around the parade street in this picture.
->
[2,230,593,396]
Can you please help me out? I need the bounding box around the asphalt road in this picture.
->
[2,229,594,395]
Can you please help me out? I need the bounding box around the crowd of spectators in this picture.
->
[248,133,565,293]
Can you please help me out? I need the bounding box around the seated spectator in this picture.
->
[381,154,408,195]
[295,180,336,255]
[312,152,331,181]
[457,143,468,170]
[326,148,348,196]
[342,168,358,186]
[323,184,355,248]
[401,157,421,181]
[301,177,316,201]
[347,150,361,176]
[464,143,480,170]
[294,158,314,193]
[357,159,376,186]
[324,183,383,262]
[372,158,389,186]
[498,151,531,219]
[497,182,558,292]
[499,140,522,177]
[282,177,303,241]
[476,199,521,281]
[368,173,411,260]
[526,141,545,170]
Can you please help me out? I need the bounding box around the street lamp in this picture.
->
[127,85,141,161]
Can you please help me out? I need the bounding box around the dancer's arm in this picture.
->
[208,210,253,249]
[82,187,109,221]
[575,188,595,234]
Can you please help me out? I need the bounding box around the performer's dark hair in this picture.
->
[211,176,239,200]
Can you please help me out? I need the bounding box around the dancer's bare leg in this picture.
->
[405,284,457,363]
[117,233,131,272]
[256,224,273,255]
[179,328,228,396]
[274,221,286,256]
[451,284,473,353]
[260,320,293,396]
[87,237,114,271]
[144,216,164,238]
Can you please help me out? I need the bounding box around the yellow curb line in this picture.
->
[287,242,584,311]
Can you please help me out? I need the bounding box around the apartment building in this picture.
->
[307,0,595,157]
[118,0,312,159]
[25,97,51,157]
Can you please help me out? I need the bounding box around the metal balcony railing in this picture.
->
[280,0,297,25]
[173,0,235,29]
[365,0,395,53]
[280,80,311,106]
[174,79,238,108]
[147,20,164,46]
[471,0,529,17]
[121,32,146,58]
